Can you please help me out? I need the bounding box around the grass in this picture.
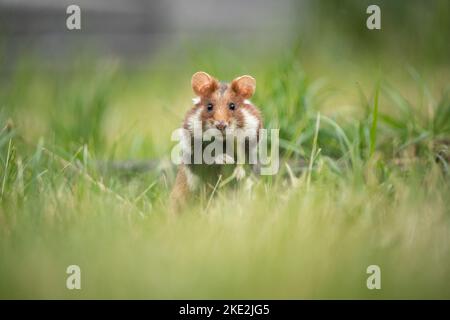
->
[0,43,450,299]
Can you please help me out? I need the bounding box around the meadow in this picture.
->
[1,3,450,298]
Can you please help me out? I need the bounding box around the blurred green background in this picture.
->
[0,0,449,299]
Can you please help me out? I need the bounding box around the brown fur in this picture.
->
[169,165,191,212]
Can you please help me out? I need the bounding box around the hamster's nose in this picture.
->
[215,121,228,131]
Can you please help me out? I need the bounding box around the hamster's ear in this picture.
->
[231,75,256,99]
[191,71,218,96]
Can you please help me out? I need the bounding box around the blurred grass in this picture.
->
[1,8,450,298]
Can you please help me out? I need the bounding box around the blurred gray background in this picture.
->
[0,0,300,66]
[1,0,448,70]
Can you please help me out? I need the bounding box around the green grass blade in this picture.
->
[369,83,380,157]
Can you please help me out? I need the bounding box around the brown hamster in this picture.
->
[170,71,263,211]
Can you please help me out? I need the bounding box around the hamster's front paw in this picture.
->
[214,154,235,165]
[233,165,246,181]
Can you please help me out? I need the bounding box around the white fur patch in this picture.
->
[192,97,201,105]
[244,99,252,105]
[240,108,259,135]
[181,108,203,164]
[186,107,203,134]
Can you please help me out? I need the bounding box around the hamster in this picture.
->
[170,71,263,211]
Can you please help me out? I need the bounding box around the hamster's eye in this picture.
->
[228,102,236,110]
[206,103,214,111]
